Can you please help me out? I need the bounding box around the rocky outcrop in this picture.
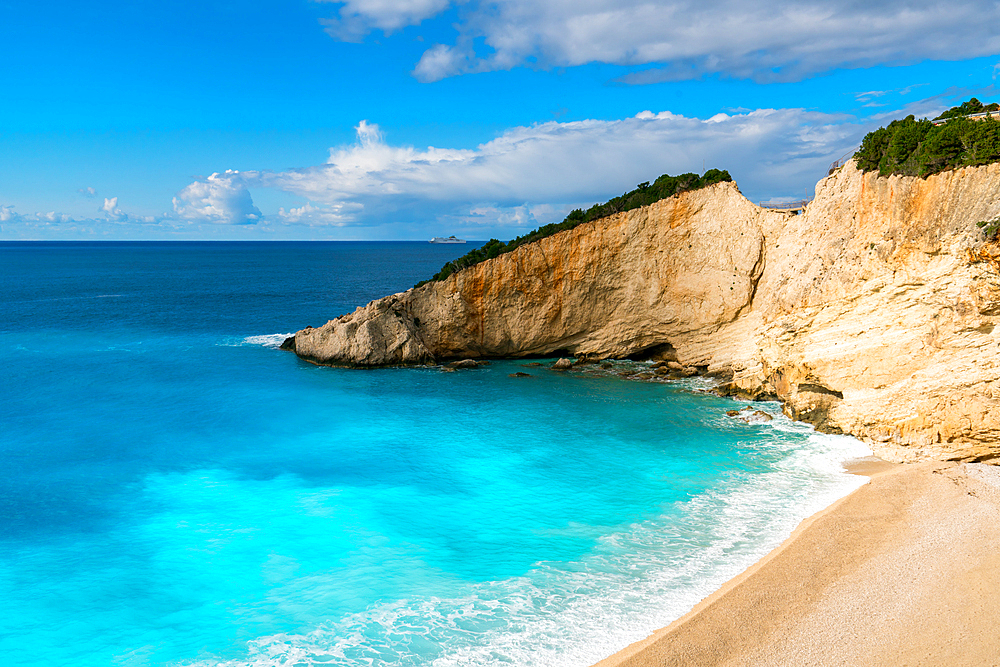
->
[292,181,773,365]
[286,162,1000,463]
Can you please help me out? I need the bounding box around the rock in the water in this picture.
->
[447,359,479,369]
[727,408,775,424]
[279,336,296,352]
[681,367,699,377]
[600,362,613,369]
[655,367,669,375]
[510,372,531,377]
[522,362,543,367]
[552,358,573,370]
[666,361,684,371]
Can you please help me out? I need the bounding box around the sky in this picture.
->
[1,0,998,240]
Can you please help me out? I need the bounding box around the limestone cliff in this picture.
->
[286,162,1000,463]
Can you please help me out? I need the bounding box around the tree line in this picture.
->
[854,98,1000,177]
[416,169,732,287]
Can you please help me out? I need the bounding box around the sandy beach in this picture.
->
[594,460,1000,667]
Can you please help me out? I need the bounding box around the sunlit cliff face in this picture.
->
[289,162,1000,463]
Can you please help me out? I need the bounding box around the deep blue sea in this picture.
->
[0,242,870,667]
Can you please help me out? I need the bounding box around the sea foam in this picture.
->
[188,411,870,667]
[242,333,295,348]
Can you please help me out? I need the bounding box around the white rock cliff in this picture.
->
[286,162,1000,463]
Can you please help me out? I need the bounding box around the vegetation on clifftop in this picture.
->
[416,169,732,287]
[854,98,1000,178]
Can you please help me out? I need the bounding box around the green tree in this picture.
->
[854,98,1000,178]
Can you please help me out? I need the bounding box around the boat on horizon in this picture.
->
[429,236,466,244]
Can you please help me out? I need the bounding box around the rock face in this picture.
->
[287,162,1000,462]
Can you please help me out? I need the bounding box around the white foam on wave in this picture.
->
[186,416,872,667]
[240,334,294,349]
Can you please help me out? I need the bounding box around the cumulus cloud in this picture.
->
[78,186,97,198]
[172,170,262,224]
[101,197,127,221]
[320,0,1000,83]
[182,109,864,233]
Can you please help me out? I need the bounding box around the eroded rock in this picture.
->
[285,163,1000,462]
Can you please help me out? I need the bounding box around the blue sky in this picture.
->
[1,0,998,240]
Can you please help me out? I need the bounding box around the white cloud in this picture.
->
[276,202,358,226]
[186,108,863,233]
[413,44,472,83]
[0,201,161,235]
[78,186,97,198]
[318,0,451,41]
[172,170,262,224]
[322,0,1000,83]
[101,197,127,222]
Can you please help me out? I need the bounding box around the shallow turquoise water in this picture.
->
[0,242,869,666]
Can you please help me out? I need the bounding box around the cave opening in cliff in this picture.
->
[627,342,679,362]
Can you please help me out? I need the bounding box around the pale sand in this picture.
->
[594,461,1000,667]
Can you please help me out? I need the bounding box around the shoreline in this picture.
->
[593,459,1000,666]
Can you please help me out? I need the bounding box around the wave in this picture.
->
[183,423,870,667]
[239,334,294,349]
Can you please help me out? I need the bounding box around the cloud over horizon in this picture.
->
[171,107,865,234]
[318,0,1000,83]
[172,171,263,225]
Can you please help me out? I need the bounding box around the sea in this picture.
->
[0,241,871,667]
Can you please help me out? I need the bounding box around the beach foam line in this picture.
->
[591,459,1000,667]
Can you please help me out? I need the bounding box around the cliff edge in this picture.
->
[285,162,1000,462]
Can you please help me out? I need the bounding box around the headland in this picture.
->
[283,159,1000,464]
[280,106,1000,664]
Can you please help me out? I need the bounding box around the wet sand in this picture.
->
[594,460,1000,667]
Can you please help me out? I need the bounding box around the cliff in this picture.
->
[285,162,1000,463]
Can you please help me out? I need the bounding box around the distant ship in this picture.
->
[429,236,466,244]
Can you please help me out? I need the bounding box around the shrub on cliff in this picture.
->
[854,98,1000,178]
[416,169,732,287]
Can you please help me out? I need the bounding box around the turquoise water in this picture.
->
[0,242,869,667]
